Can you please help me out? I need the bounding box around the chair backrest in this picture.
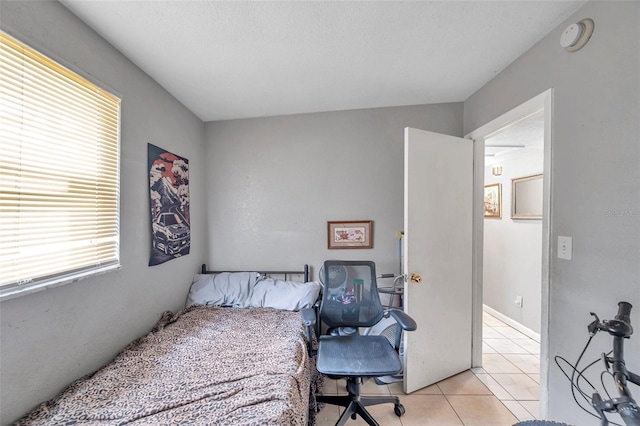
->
[319,260,384,328]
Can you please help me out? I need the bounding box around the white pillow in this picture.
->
[250,278,321,311]
[186,272,258,308]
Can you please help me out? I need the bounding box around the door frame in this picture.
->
[466,89,553,417]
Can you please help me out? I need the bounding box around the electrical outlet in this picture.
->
[514,295,523,307]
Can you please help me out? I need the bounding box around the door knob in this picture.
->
[410,273,422,284]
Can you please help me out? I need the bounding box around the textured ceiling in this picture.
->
[485,110,544,165]
[61,1,587,122]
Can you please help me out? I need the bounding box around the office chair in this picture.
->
[301,260,417,426]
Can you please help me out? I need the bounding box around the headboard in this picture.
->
[200,263,310,283]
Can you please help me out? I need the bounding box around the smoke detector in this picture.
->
[560,18,594,52]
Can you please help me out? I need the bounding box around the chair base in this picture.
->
[316,378,404,426]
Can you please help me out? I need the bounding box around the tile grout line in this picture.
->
[481,312,541,421]
[441,393,468,426]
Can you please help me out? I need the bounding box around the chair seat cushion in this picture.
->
[316,335,402,377]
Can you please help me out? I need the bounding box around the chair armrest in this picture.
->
[388,308,417,331]
[383,309,417,351]
[300,308,317,356]
[300,307,317,327]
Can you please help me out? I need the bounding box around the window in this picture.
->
[0,32,121,299]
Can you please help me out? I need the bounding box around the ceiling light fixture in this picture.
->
[485,144,526,149]
[560,18,594,52]
[484,144,525,157]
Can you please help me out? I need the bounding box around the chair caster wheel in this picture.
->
[351,413,357,420]
[394,403,405,417]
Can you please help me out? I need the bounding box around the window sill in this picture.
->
[0,264,122,302]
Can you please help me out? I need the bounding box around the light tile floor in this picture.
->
[475,312,540,422]
[315,312,540,425]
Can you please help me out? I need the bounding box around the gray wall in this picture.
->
[0,2,206,424]
[484,150,544,334]
[204,104,462,279]
[3,1,638,425]
[465,2,639,423]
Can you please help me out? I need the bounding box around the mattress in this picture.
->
[17,306,318,425]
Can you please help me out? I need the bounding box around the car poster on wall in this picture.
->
[148,144,190,266]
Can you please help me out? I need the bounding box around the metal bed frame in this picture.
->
[201,263,310,283]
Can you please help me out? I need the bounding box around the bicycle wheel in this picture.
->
[512,421,573,426]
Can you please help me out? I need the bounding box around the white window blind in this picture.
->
[0,32,121,298]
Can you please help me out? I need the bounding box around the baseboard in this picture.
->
[483,304,541,343]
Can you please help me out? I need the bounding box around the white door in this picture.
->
[403,127,474,393]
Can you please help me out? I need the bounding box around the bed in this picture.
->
[16,264,322,425]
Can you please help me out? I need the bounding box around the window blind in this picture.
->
[0,32,121,298]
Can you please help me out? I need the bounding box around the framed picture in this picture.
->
[327,220,373,249]
[512,174,543,219]
[484,183,501,218]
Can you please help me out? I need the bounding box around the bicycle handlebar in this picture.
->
[593,302,634,338]
[617,301,633,326]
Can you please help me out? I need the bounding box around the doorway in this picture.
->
[483,110,544,338]
[481,110,546,419]
[467,89,553,418]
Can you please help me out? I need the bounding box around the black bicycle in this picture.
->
[515,301,639,426]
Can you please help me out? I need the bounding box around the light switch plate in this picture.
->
[558,236,572,260]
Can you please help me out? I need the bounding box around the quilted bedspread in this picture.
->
[17,306,318,425]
